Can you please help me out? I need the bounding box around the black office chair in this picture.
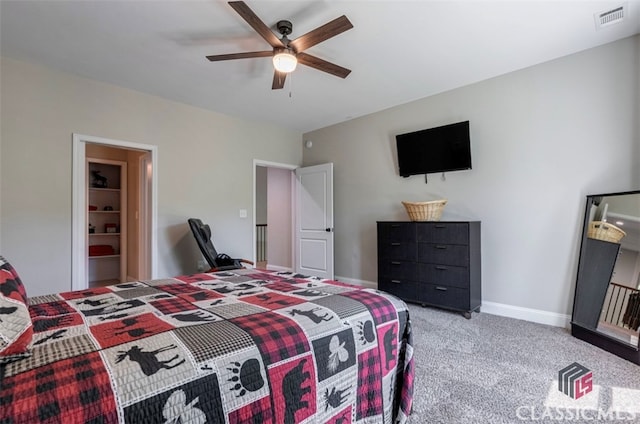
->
[188,218,254,271]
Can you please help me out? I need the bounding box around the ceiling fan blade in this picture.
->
[206,51,273,61]
[272,71,286,90]
[297,53,351,79]
[289,15,353,53]
[228,1,284,48]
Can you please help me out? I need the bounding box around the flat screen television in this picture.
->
[396,120,471,177]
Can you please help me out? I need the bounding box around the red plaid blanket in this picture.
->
[0,269,413,423]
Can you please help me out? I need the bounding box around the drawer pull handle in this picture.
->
[391,242,401,246]
[391,280,401,284]
[435,225,446,228]
[435,286,448,291]
[391,224,401,228]
[435,245,448,249]
[391,261,402,265]
[435,266,448,270]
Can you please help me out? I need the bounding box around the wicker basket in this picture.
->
[587,221,626,243]
[402,200,447,221]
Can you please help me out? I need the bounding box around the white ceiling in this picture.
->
[1,0,639,133]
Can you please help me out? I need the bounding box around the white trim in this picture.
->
[481,301,571,328]
[71,138,86,291]
[326,274,571,327]
[334,275,378,289]
[138,152,153,280]
[72,134,158,291]
[266,264,293,272]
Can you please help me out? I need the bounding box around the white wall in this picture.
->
[302,35,640,319]
[0,57,302,296]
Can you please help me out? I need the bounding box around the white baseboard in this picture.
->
[481,301,571,328]
[333,276,570,328]
[334,275,377,289]
[266,264,293,272]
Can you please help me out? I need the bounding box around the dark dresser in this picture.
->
[377,221,481,318]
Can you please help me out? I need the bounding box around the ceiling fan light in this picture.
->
[273,51,297,73]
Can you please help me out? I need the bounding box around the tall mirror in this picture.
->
[572,190,640,364]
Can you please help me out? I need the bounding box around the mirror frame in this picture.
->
[571,189,640,365]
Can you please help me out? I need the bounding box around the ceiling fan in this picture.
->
[206,1,353,90]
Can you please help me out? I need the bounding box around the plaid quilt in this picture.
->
[0,269,413,424]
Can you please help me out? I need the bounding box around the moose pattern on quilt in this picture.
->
[0,269,413,424]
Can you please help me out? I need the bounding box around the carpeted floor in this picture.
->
[406,304,640,424]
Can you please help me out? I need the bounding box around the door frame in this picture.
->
[72,134,158,290]
[138,152,153,280]
[252,159,297,268]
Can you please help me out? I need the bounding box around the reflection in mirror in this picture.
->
[573,190,640,360]
[589,194,640,347]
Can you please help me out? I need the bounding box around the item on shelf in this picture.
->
[402,199,447,221]
[105,223,118,233]
[88,205,98,211]
[88,224,95,234]
[587,221,626,243]
[91,170,108,188]
[103,205,114,211]
[89,245,115,256]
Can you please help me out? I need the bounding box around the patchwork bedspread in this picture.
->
[0,269,413,424]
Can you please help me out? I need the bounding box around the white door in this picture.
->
[295,163,334,279]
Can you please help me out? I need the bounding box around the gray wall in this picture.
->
[0,57,302,296]
[302,35,640,317]
[256,166,267,226]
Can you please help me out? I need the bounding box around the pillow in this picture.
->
[0,255,33,363]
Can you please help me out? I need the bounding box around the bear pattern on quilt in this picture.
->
[0,268,413,424]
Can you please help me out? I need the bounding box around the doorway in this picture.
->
[253,160,296,271]
[72,134,158,291]
[253,160,335,278]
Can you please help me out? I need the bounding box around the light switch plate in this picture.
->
[239,209,247,218]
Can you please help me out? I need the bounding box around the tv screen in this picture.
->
[396,121,471,177]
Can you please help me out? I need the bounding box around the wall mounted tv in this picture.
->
[396,120,471,178]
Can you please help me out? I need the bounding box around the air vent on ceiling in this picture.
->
[595,4,625,30]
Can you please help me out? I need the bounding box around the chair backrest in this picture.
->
[187,218,219,268]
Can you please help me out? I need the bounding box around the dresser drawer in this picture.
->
[418,263,469,289]
[417,223,469,245]
[418,243,469,266]
[379,278,419,301]
[378,240,417,261]
[379,260,417,279]
[422,284,470,310]
[378,222,416,242]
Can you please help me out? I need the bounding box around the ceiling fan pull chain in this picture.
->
[289,72,293,98]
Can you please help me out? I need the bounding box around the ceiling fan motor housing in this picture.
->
[206,2,353,89]
[276,20,293,37]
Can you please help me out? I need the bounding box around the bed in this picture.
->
[0,256,413,424]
